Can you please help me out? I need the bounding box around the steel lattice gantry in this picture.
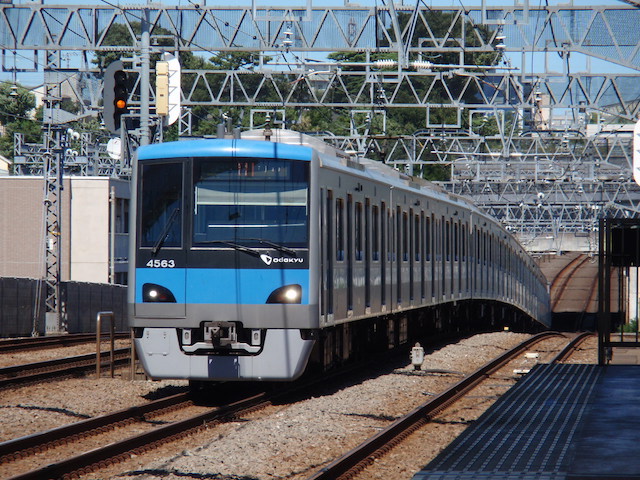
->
[2,1,640,246]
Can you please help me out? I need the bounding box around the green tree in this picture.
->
[0,82,39,161]
[0,82,36,125]
[0,118,42,161]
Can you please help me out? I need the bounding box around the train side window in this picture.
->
[445,221,451,262]
[425,216,431,261]
[414,214,421,262]
[454,222,459,262]
[355,201,363,261]
[326,190,334,313]
[372,205,380,261]
[461,224,467,262]
[402,210,409,262]
[336,198,344,261]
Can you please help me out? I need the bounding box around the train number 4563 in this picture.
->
[146,259,176,268]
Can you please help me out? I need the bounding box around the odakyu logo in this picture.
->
[260,254,304,265]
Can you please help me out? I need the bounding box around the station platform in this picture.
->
[413,363,640,480]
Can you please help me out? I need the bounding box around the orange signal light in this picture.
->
[115,99,127,110]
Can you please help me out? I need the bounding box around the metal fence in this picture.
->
[0,277,127,337]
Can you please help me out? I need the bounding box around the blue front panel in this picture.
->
[136,267,309,305]
[135,268,186,303]
[186,268,310,304]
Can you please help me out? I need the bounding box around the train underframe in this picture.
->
[136,300,540,387]
[308,299,542,374]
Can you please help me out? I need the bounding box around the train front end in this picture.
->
[129,139,318,381]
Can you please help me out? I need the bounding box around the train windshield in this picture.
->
[139,162,183,249]
[192,157,309,249]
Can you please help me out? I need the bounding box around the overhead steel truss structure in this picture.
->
[2,1,640,247]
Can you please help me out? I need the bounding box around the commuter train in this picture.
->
[129,129,550,382]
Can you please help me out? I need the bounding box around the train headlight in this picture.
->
[266,284,302,304]
[143,283,176,302]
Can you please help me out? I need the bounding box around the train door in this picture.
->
[371,202,380,312]
[396,206,402,306]
[381,201,387,310]
[136,160,187,319]
[420,211,425,302]
[347,194,353,314]
[475,229,480,297]
[426,214,433,301]
[443,217,449,299]
[335,196,347,319]
[403,209,409,306]
[462,222,468,297]
[322,189,334,322]
[409,208,415,304]
[365,198,371,313]
[453,220,459,298]
[434,216,440,300]
[354,199,364,315]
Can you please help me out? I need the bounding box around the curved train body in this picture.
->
[129,129,550,381]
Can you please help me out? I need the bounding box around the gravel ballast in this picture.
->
[0,332,596,480]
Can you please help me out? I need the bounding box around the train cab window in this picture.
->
[191,157,309,248]
[336,198,344,261]
[355,201,363,261]
[139,162,183,249]
[372,205,380,261]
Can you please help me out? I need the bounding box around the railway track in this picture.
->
[306,331,585,480]
[0,349,131,388]
[549,253,599,315]
[1,378,306,479]
[0,336,444,480]
[0,332,591,480]
[0,390,249,480]
[0,333,128,353]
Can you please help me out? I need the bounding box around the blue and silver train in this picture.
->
[129,129,550,382]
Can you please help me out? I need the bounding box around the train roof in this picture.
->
[241,130,542,272]
[242,129,485,219]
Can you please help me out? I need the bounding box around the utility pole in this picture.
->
[140,7,151,146]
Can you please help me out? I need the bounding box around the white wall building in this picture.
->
[0,176,129,284]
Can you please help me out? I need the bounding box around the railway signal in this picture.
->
[103,60,130,134]
[155,53,181,126]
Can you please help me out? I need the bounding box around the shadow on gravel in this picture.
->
[260,333,484,407]
[142,384,189,401]
[121,468,260,479]
[1,404,91,419]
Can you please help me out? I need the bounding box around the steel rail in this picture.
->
[0,349,130,388]
[0,392,192,462]
[306,331,564,480]
[2,341,415,479]
[0,333,129,353]
[6,392,272,480]
[551,254,590,311]
[550,332,594,364]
